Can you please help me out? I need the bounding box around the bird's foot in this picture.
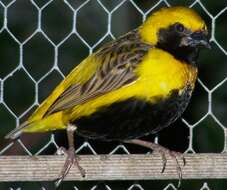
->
[151,143,186,187]
[55,146,86,187]
[124,139,185,187]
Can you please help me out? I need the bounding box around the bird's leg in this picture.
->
[124,139,186,187]
[55,124,85,187]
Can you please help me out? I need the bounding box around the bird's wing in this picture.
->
[44,30,152,116]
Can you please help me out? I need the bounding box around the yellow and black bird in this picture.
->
[6,6,210,186]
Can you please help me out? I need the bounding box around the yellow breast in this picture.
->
[135,48,197,98]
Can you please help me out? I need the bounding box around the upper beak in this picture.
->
[180,31,211,49]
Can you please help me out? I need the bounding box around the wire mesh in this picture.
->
[0,0,226,189]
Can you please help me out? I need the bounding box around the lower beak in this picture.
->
[180,32,211,49]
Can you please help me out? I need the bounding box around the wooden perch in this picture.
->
[0,154,226,181]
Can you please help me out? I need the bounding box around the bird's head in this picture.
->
[139,6,210,63]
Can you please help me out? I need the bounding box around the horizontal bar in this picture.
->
[0,154,226,181]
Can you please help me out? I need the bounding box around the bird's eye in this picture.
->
[175,23,185,33]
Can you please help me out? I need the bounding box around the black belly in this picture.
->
[74,87,192,141]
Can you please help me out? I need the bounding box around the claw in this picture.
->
[160,152,167,173]
[124,139,186,187]
[55,147,85,187]
[168,150,186,188]
[174,156,182,188]
[54,124,86,187]
[157,146,185,184]
[183,156,186,166]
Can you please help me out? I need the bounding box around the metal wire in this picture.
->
[0,0,226,189]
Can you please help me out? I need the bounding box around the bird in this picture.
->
[5,6,210,187]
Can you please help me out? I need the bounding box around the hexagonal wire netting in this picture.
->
[0,0,227,189]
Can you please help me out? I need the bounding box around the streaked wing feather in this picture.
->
[45,30,152,116]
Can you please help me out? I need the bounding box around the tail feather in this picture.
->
[5,121,31,140]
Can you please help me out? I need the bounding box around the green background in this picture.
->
[0,0,227,189]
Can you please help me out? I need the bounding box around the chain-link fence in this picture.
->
[0,0,227,189]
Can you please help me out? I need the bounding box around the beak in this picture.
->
[180,31,211,49]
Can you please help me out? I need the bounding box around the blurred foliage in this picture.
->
[0,0,226,189]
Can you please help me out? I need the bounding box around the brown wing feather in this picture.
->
[45,30,152,116]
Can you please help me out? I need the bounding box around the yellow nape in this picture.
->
[68,48,197,121]
[139,6,206,45]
